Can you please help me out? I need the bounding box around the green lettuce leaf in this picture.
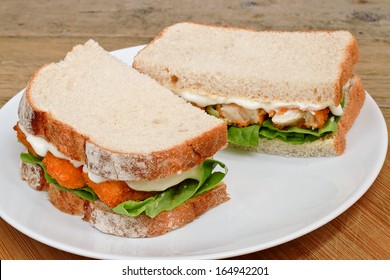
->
[227,116,339,146]
[259,117,338,144]
[20,152,98,201]
[113,159,227,218]
[228,125,261,146]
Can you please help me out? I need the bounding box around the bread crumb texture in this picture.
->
[28,40,224,154]
[134,22,359,106]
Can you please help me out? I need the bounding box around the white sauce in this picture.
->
[81,165,106,184]
[175,90,345,117]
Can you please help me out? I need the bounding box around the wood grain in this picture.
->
[0,0,389,260]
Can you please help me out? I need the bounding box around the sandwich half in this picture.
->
[14,39,229,238]
[133,22,366,157]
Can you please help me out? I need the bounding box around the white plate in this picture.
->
[0,46,387,259]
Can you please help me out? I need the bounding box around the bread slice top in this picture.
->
[133,22,359,107]
[20,40,227,181]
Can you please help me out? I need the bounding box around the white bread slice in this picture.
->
[20,161,229,238]
[18,40,227,181]
[133,22,359,107]
[230,75,365,157]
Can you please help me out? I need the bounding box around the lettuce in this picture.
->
[228,117,339,146]
[20,152,227,218]
[113,159,227,218]
[228,125,261,146]
[20,152,98,201]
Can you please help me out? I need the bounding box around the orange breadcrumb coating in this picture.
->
[43,152,85,189]
[82,173,155,208]
[310,108,330,129]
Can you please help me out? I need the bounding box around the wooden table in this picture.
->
[1,0,389,260]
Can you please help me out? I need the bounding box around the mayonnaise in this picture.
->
[177,91,344,116]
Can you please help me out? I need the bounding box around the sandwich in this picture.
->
[133,22,366,157]
[14,39,229,238]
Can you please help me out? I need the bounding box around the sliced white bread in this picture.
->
[133,22,359,108]
[20,161,229,237]
[18,40,227,181]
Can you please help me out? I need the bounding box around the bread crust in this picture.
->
[232,75,365,157]
[85,124,227,181]
[20,161,229,238]
[19,67,227,181]
[332,74,365,155]
[84,183,229,238]
[47,184,87,216]
[20,161,49,191]
[335,36,359,105]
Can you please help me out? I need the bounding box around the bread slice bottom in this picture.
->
[230,75,366,157]
[20,161,229,238]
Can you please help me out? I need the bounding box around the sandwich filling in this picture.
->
[15,123,227,218]
[174,79,352,146]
